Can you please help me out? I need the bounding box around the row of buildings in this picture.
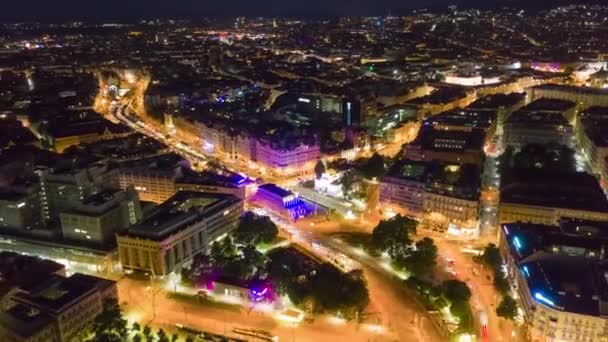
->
[0,149,246,247]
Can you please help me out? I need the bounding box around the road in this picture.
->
[119,276,397,342]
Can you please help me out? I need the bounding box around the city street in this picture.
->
[118,276,398,342]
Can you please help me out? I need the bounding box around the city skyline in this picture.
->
[0,0,600,20]
[1,2,608,342]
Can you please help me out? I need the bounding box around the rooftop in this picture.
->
[122,191,241,241]
[411,126,486,152]
[506,110,571,126]
[385,159,481,200]
[13,273,115,314]
[467,93,526,110]
[424,109,495,130]
[501,170,608,212]
[519,98,576,112]
[501,221,608,317]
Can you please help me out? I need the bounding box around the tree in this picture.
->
[400,238,438,276]
[133,335,142,342]
[89,298,127,342]
[314,160,326,180]
[340,171,355,198]
[142,326,152,342]
[493,269,511,295]
[157,329,169,342]
[310,264,369,318]
[185,337,195,342]
[171,333,179,342]
[442,280,472,304]
[496,296,518,320]
[233,212,278,246]
[372,214,417,258]
[360,153,386,179]
[131,322,141,332]
[482,243,502,270]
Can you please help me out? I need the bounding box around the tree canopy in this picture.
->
[88,298,128,342]
[372,214,417,258]
[481,243,502,270]
[399,237,438,277]
[360,153,386,179]
[314,160,326,180]
[340,171,355,198]
[233,212,278,246]
[496,296,518,320]
[442,279,472,304]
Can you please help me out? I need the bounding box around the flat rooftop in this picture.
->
[412,126,486,152]
[520,98,576,112]
[385,159,481,200]
[502,222,608,317]
[467,93,526,110]
[424,109,495,130]
[506,110,570,126]
[123,191,241,241]
[0,303,54,339]
[501,170,608,212]
[14,273,115,313]
[258,183,294,198]
[533,84,608,96]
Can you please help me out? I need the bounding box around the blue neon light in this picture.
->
[513,236,522,250]
[523,266,530,277]
[534,292,555,306]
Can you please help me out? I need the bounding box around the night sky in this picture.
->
[0,0,596,20]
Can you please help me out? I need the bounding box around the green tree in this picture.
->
[233,212,279,246]
[157,329,169,342]
[340,171,355,198]
[131,322,141,332]
[496,296,518,320]
[361,153,386,179]
[142,326,152,342]
[372,214,417,258]
[442,280,472,304]
[171,333,179,342]
[133,335,142,342]
[311,265,369,318]
[400,238,438,276]
[314,160,326,180]
[482,243,502,270]
[493,269,511,295]
[89,298,127,342]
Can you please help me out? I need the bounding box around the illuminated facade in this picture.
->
[117,192,243,276]
[499,222,608,342]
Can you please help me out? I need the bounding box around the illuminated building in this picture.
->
[0,181,42,232]
[405,126,486,166]
[117,154,245,203]
[530,84,608,109]
[575,107,608,178]
[0,272,117,342]
[256,184,308,220]
[499,221,608,342]
[37,162,119,227]
[116,191,243,276]
[381,159,480,231]
[503,111,574,149]
[59,187,141,246]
